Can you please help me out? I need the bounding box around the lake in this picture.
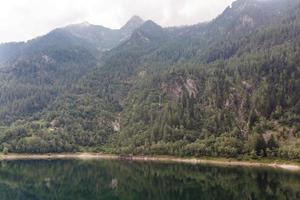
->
[0,159,299,200]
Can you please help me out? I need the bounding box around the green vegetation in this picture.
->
[0,160,299,200]
[0,0,299,161]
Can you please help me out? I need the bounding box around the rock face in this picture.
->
[184,79,198,98]
[162,77,197,99]
[112,120,120,132]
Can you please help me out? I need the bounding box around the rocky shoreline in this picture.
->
[1,153,299,172]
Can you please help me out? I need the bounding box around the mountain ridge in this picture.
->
[0,0,299,159]
[0,15,146,65]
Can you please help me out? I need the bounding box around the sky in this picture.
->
[0,0,235,43]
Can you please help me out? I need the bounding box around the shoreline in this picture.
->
[1,153,300,172]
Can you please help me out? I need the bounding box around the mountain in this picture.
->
[0,16,145,66]
[0,0,299,160]
[0,16,144,124]
[121,15,145,35]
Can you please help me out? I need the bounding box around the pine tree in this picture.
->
[254,134,267,156]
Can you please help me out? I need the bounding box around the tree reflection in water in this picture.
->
[0,160,299,200]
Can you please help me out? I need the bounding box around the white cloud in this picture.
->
[0,0,234,43]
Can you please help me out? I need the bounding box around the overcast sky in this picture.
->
[0,0,234,43]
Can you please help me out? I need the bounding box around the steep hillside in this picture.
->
[0,16,144,124]
[0,0,299,159]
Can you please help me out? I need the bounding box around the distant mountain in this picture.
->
[0,0,299,159]
[0,42,25,66]
[121,15,145,35]
[118,20,166,51]
[0,16,145,65]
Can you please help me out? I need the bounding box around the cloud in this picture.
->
[0,0,234,43]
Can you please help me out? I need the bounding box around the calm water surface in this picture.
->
[0,159,299,200]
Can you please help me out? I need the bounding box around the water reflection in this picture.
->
[0,160,299,200]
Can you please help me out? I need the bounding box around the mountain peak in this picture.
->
[79,21,91,27]
[137,20,163,35]
[128,20,165,43]
[121,15,144,33]
[65,21,94,29]
[129,15,144,22]
[141,20,161,29]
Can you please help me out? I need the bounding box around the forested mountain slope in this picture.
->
[0,0,299,160]
[0,16,145,123]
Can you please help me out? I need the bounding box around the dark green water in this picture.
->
[0,160,299,200]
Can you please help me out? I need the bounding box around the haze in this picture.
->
[0,0,235,43]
